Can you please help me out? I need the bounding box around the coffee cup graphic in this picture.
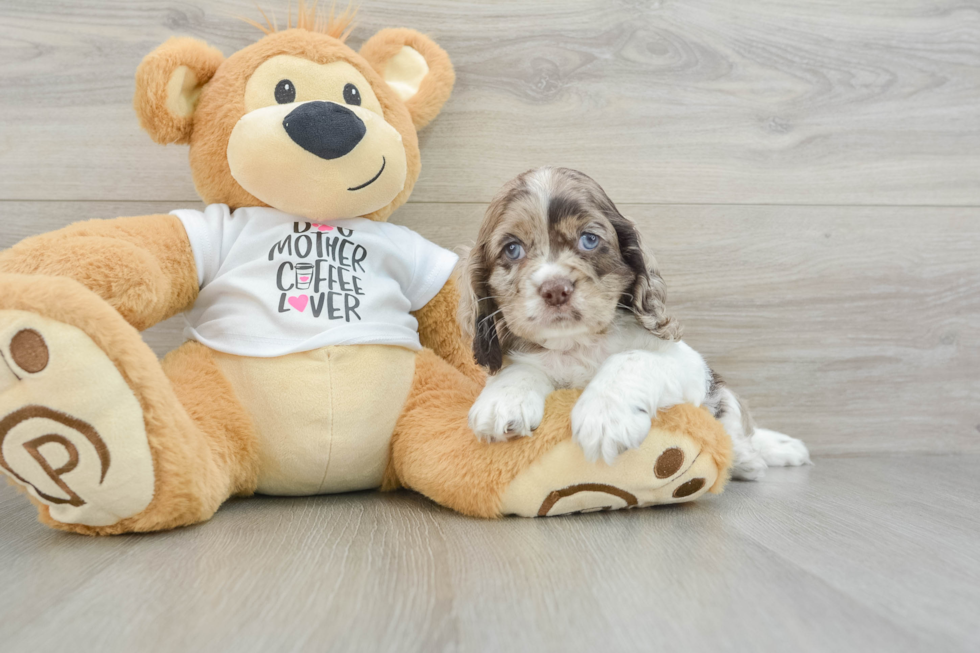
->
[295,263,314,290]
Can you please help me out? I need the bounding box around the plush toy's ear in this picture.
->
[359,28,455,131]
[133,37,224,145]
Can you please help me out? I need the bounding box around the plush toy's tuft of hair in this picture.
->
[242,1,357,41]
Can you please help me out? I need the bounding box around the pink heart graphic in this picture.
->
[287,295,308,312]
[317,224,334,232]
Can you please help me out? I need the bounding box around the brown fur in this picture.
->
[0,215,198,331]
[413,275,487,385]
[160,341,260,500]
[360,27,456,131]
[242,1,357,40]
[134,37,225,145]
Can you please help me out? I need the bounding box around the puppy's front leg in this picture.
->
[469,363,555,443]
[572,343,710,464]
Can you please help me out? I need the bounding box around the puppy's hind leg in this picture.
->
[709,385,767,481]
[708,374,811,478]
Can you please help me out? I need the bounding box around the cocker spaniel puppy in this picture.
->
[459,167,810,479]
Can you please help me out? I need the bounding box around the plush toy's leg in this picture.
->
[386,350,732,518]
[0,274,258,534]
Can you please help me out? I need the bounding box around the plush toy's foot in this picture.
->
[389,350,733,519]
[506,415,727,516]
[0,308,156,528]
[501,403,731,517]
[0,274,255,534]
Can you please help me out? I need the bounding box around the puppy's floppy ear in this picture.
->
[612,214,683,341]
[457,245,503,372]
[359,28,455,131]
[134,37,224,145]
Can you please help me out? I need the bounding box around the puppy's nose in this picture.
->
[539,278,574,307]
[283,101,366,160]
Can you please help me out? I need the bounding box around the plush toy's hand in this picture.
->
[0,215,198,331]
[468,363,553,442]
[571,381,654,465]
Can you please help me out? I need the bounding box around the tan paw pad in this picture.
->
[501,423,719,517]
[0,311,154,527]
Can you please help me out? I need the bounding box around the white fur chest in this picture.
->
[506,315,679,390]
[509,340,612,389]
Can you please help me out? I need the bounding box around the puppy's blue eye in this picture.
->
[504,242,525,261]
[579,232,600,251]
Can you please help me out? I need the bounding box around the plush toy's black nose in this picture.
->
[282,101,365,160]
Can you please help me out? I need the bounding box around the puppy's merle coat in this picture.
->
[459,167,810,477]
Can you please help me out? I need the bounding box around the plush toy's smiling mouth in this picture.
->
[348,157,386,191]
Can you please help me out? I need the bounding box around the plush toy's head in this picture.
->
[133,6,453,222]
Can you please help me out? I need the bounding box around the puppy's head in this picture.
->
[460,167,680,372]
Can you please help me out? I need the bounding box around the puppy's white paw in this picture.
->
[468,385,546,443]
[730,453,768,481]
[753,428,812,467]
[571,385,653,465]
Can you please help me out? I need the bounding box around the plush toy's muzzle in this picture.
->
[226,96,408,221]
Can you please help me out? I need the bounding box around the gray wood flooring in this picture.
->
[2,456,978,653]
[1,0,978,650]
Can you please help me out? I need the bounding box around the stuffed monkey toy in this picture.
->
[0,9,732,534]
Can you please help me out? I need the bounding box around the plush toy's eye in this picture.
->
[504,242,525,261]
[579,232,600,251]
[343,83,361,106]
[275,79,296,104]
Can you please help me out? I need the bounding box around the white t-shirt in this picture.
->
[171,204,458,357]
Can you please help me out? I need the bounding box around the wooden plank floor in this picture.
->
[2,455,978,653]
[1,0,978,651]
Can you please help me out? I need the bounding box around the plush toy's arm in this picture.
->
[0,215,198,331]
[413,275,486,385]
